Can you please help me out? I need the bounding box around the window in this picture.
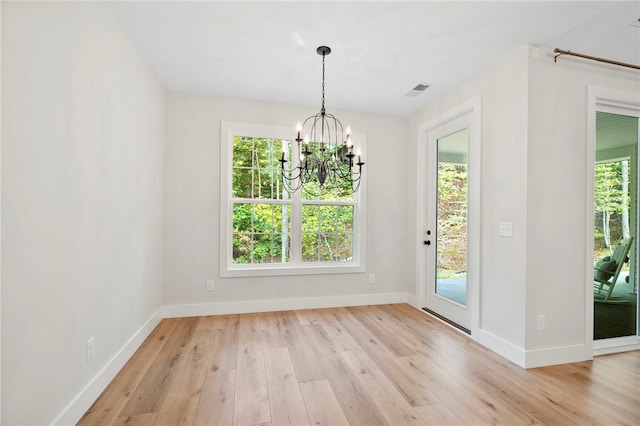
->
[220,122,366,277]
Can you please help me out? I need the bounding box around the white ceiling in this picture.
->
[107,1,640,117]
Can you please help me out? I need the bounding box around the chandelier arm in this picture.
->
[281,164,303,178]
[281,173,302,193]
[280,171,302,193]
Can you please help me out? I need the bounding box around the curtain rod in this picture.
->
[553,48,640,71]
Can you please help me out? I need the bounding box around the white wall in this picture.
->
[409,45,640,367]
[1,2,165,424]
[409,47,530,358]
[524,49,640,361]
[163,93,411,314]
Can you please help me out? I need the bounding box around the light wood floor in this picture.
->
[79,303,640,425]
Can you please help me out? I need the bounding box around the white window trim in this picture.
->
[220,121,367,277]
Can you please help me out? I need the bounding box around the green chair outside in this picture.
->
[594,237,633,303]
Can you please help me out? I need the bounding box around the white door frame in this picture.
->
[587,86,640,355]
[416,96,481,338]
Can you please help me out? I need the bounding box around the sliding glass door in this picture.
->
[593,111,639,340]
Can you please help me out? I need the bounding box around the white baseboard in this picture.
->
[404,292,419,308]
[51,308,163,426]
[523,343,592,368]
[162,292,408,318]
[478,329,593,368]
[478,329,526,368]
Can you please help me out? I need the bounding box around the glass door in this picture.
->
[594,111,639,340]
[425,120,471,332]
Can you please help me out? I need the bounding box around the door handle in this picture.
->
[424,229,432,245]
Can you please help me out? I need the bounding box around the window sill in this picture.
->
[220,262,365,278]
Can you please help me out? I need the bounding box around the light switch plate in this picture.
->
[499,222,513,237]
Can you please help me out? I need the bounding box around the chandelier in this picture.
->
[280,46,364,196]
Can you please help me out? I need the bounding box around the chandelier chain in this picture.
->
[321,52,326,112]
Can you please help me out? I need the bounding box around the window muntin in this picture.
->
[221,122,365,276]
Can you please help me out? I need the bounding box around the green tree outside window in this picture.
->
[231,135,357,265]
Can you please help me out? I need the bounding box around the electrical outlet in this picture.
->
[86,337,95,362]
[368,274,376,284]
[206,279,215,291]
[536,315,545,331]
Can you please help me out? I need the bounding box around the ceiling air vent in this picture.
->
[406,83,430,97]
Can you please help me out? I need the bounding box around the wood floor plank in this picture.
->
[113,412,157,425]
[461,357,582,425]
[302,323,389,425]
[376,305,493,372]
[276,310,326,382]
[334,307,440,407]
[78,319,177,425]
[347,305,417,357]
[258,311,288,350]
[119,317,199,417]
[166,317,218,399]
[193,369,236,426]
[293,308,320,326]
[395,313,553,424]
[538,369,640,424]
[414,403,463,426]
[456,368,547,424]
[520,375,605,425]
[154,395,199,426]
[577,354,640,401]
[341,350,426,425]
[208,314,240,373]
[81,304,640,426]
[233,314,271,426]
[299,380,350,426]
[398,355,501,425]
[154,318,219,425]
[406,342,542,424]
[314,309,362,352]
[263,347,310,426]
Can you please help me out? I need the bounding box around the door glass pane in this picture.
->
[436,128,468,305]
[594,112,638,339]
